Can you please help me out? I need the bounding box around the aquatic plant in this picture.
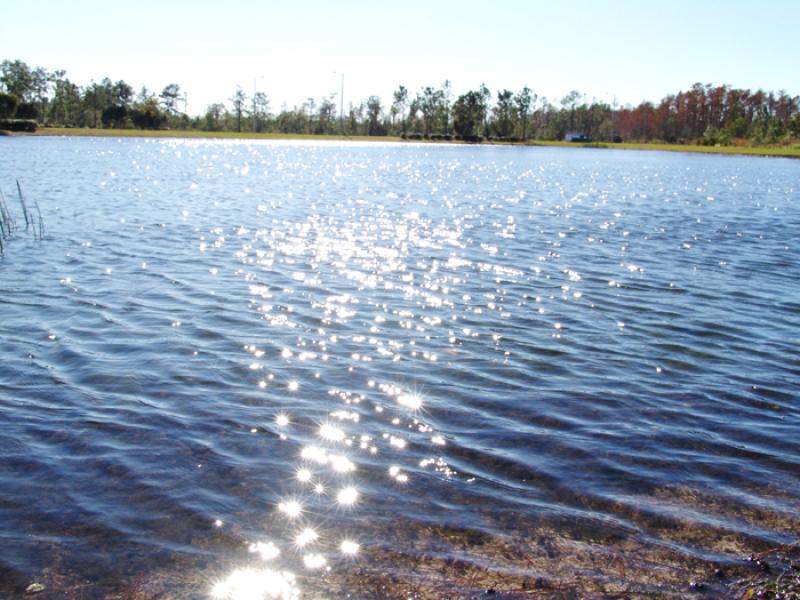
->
[16,179,30,231]
[0,188,11,254]
[735,542,800,599]
[33,199,44,240]
[0,187,14,236]
[0,180,44,254]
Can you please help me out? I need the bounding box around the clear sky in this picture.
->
[2,0,797,115]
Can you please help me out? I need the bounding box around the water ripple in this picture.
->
[1,138,798,597]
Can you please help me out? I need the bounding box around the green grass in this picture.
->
[27,127,403,143]
[10,127,800,158]
[525,139,800,158]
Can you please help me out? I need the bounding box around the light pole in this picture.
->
[340,73,344,135]
[333,71,344,135]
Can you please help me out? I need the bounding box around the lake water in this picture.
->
[1,137,798,599]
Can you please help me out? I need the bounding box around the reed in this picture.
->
[16,179,31,231]
[0,188,14,236]
[33,199,44,240]
[0,188,12,255]
[0,193,5,254]
[0,181,45,253]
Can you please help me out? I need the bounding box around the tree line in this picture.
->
[2,59,799,145]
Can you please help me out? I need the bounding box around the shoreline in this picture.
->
[5,126,800,159]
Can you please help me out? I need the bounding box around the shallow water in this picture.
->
[1,137,798,598]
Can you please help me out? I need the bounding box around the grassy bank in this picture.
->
[25,127,403,143]
[7,126,800,158]
[530,139,800,158]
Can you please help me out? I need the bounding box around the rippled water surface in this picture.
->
[1,137,799,598]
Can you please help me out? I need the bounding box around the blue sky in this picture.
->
[2,0,797,115]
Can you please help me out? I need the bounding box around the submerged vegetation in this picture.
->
[735,543,800,600]
[2,58,799,150]
[12,529,800,599]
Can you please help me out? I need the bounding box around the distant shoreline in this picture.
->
[6,127,800,159]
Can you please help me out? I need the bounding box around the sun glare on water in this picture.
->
[211,568,299,600]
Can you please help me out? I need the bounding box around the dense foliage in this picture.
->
[0,118,37,132]
[2,59,799,145]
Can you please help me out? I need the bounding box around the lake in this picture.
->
[1,137,798,599]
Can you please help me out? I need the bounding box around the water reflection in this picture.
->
[208,183,465,593]
[294,528,318,548]
[339,540,359,556]
[212,568,299,600]
[336,487,358,506]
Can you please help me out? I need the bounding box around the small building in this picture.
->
[565,132,592,142]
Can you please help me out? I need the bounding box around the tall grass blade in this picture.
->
[16,179,30,231]
[0,188,14,235]
[33,200,44,240]
[0,181,46,250]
